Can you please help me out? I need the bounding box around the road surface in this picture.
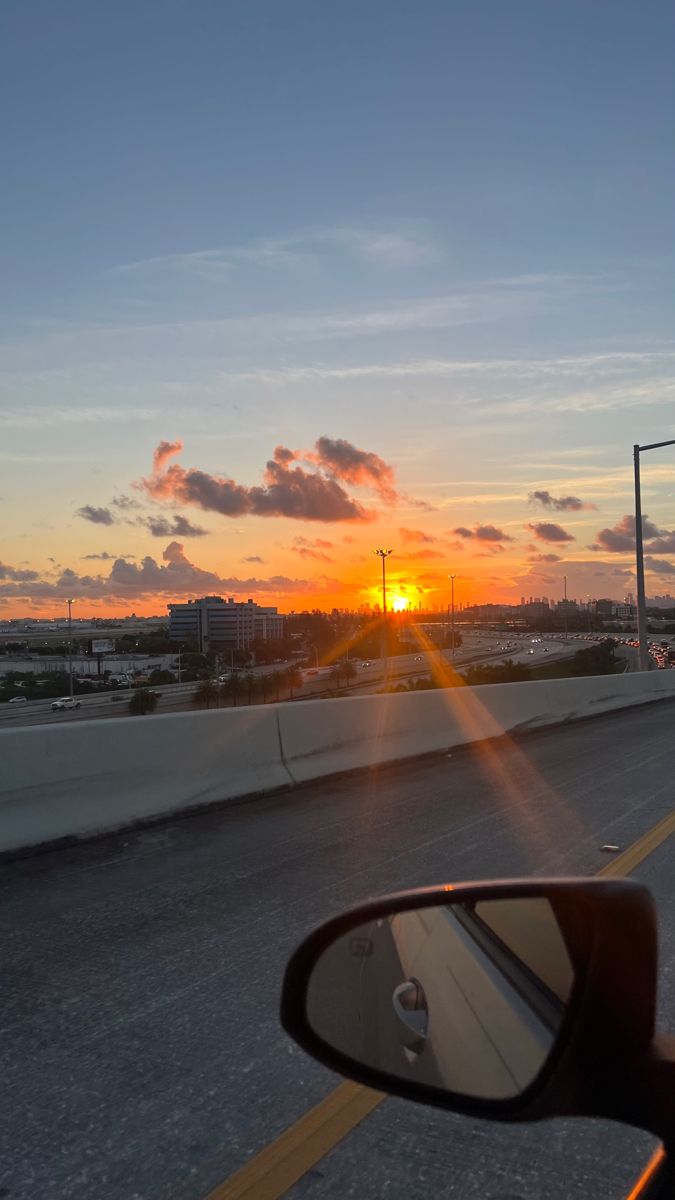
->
[0,635,574,728]
[2,700,675,1199]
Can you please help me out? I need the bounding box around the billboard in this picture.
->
[91,638,115,654]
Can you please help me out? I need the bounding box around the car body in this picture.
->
[51,696,81,711]
[8,695,28,704]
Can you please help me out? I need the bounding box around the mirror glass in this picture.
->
[306,897,576,1100]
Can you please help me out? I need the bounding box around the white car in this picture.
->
[51,696,81,711]
[8,695,28,704]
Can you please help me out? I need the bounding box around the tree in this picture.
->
[149,669,177,685]
[220,673,242,707]
[342,661,357,690]
[193,679,219,708]
[329,665,342,690]
[242,672,258,705]
[285,667,303,699]
[129,688,159,716]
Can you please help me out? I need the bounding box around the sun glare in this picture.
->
[391,595,408,612]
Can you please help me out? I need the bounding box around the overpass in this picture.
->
[1,676,674,1198]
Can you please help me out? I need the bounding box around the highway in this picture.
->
[0,634,575,728]
[2,700,675,1198]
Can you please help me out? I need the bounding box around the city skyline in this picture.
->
[2,2,675,616]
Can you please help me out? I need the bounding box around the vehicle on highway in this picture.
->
[51,696,81,711]
[8,694,28,704]
[283,878,675,1199]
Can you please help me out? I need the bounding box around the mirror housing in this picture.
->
[281,878,658,1129]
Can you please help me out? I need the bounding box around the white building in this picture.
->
[168,596,283,653]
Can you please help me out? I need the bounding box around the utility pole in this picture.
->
[449,574,456,663]
[67,598,74,699]
[563,576,568,642]
[633,438,675,670]
[374,549,392,686]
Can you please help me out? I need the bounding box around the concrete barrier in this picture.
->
[0,706,290,853]
[277,671,675,783]
[2,671,675,854]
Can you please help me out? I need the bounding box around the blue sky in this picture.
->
[2,0,675,613]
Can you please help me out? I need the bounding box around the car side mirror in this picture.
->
[281,879,660,1128]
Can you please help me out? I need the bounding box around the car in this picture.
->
[8,695,28,704]
[414,656,423,661]
[360,661,371,669]
[51,697,81,711]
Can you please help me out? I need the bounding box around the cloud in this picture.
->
[0,543,332,604]
[81,551,135,561]
[526,521,575,544]
[76,505,115,526]
[453,524,514,543]
[142,514,208,538]
[288,536,335,563]
[591,513,667,553]
[242,555,265,564]
[111,494,142,511]
[112,224,440,280]
[153,439,183,472]
[401,548,444,560]
[399,527,438,544]
[528,490,593,511]
[644,557,675,576]
[310,437,400,503]
[139,438,393,522]
[527,553,562,563]
[0,561,40,582]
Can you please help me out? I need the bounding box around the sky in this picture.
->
[2,0,675,617]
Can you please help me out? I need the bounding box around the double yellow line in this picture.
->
[208,809,675,1200]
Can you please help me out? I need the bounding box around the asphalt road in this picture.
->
[3,700,675,1199]
[0,636,574,727]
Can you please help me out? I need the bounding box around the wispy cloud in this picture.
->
[224,346,675,389]
[0,406,158,429]
[111,223,441,279]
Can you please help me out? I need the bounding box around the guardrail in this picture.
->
[2,670,675,856]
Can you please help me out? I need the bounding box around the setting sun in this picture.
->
[391,595,409,613]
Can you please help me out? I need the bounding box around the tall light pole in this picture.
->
[634,439,675,671]
[374,549,392,682]
[67,598,74,699]
[563,575,568,641]
[449,574,456,662]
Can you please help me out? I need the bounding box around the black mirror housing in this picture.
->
[281,878,658,1128]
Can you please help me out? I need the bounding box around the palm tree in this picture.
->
[329,665,342,691]
[342,661,357,691]
[243,672,257,705]
[194,679,218,709]
[286,666,303,699]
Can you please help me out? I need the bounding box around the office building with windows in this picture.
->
[168,596,283,653]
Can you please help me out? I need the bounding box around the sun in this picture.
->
[391,595,408,612]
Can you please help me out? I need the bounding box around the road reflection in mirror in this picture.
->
[306,897,575,1100]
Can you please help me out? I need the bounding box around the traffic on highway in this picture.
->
[0,632,579,727]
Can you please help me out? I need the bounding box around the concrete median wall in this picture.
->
[0,707,290,853]
[2,671,675,854]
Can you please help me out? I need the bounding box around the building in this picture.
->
[168,596,283,653]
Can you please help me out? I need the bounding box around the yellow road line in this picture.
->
[208,807,675,1200]
[205,1081,383,1200]
[597,809,675,877]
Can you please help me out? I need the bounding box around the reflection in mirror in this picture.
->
[306,897,575,1100]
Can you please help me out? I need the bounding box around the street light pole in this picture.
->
[563,575,568,641]
[449,574,456,662]
[634,438,675,672]
[374,549,392,684]
[67,598,74,699]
